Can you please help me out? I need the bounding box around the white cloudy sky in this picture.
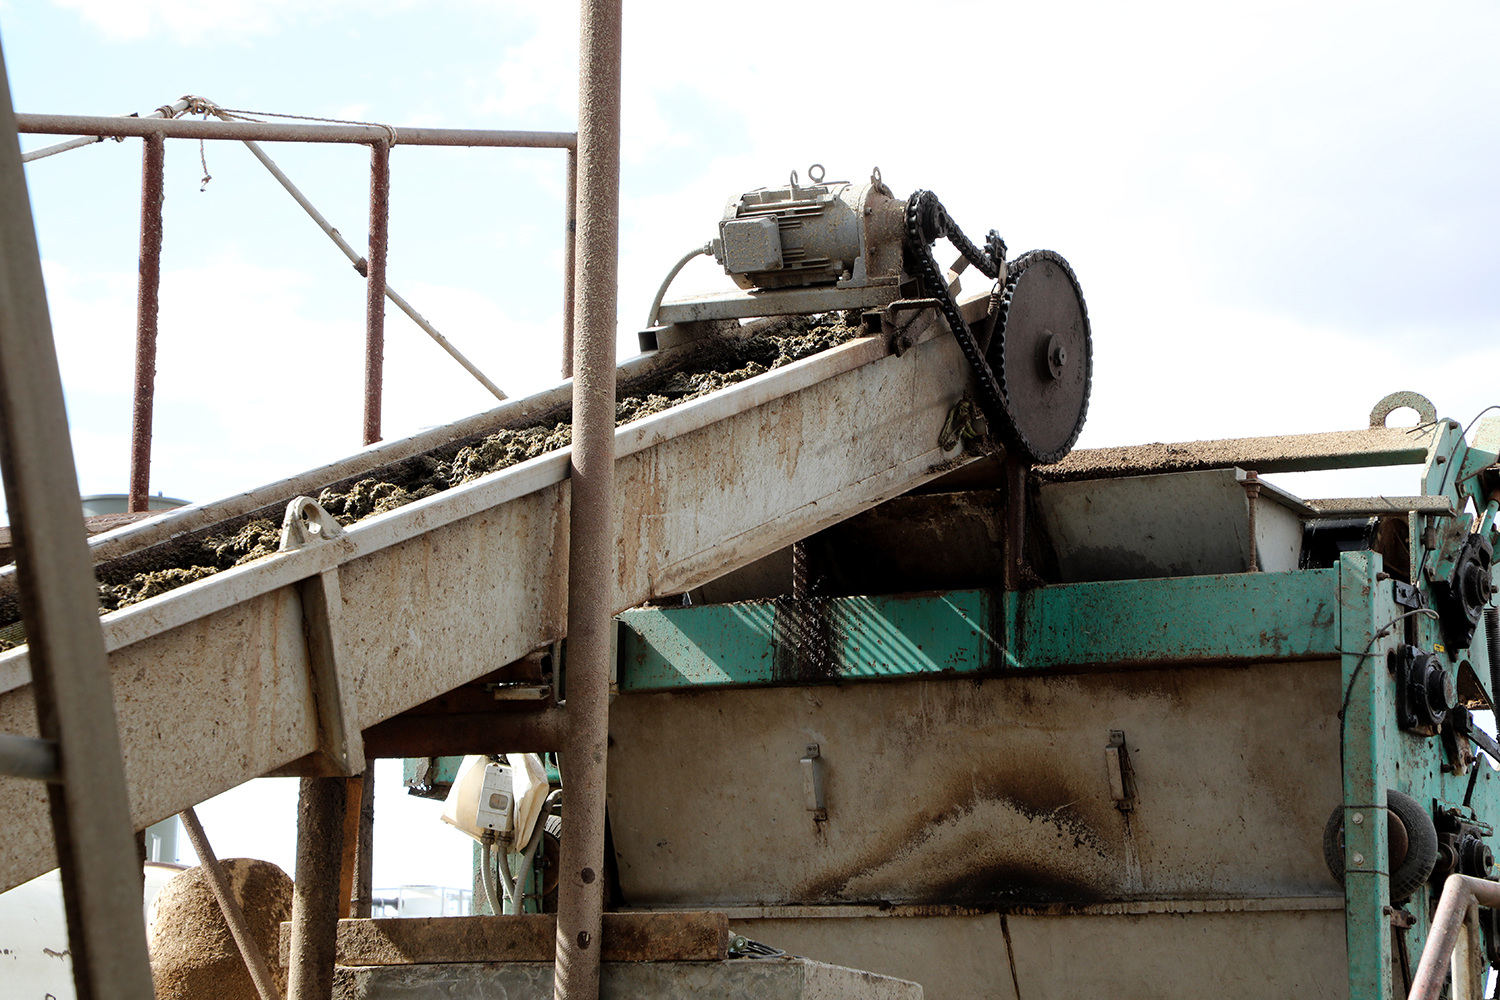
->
[0,1,1497,891]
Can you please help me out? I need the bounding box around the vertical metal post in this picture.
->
[336,774,362,919]
[363,142,390,447]
[128,133,165,513]
[0,38,156,1000]
[353,765,375,919]
[1002,456,1027,591]
[1339,549,1396,1000]
[288,777,348,1000]
[1243,470,1261,572]
[552,2,622,999]
[562,147,577,378]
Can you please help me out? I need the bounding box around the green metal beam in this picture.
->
[617,569,1342,692]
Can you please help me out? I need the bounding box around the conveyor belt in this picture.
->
[0,306,979,892]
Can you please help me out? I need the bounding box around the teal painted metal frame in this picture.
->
[615,541,1500,1000]
[617,569,1341,691]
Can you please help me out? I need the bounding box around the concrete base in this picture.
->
[334,957,922,999]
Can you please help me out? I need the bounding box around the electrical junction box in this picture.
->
[440,754,515,842]
[476,763,514,837]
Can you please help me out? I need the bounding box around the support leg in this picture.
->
[288,777,348,1000]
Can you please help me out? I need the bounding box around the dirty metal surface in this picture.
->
[753,910,1344,999]
[0,318,974,892]
[802,491,1008,597]
[330,957,921,1000]
[654,284,900,324]
[616,570,1340,691]
[1043,423,1440,481]
[1304,495,1456,515]
[726,908,1347,1000]
[606,660,1343,908]
[1038,468,1310,581]
[283,913,727,966]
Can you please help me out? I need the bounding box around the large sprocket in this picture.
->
[989,249,1092,465]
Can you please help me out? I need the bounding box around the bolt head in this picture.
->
[1353,853,1366,866]
[1352,813,1364,825]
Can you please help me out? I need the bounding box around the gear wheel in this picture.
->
[988,250,1092,465]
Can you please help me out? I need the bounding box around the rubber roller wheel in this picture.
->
[1323,789,1438,902]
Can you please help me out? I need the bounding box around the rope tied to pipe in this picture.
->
[213,106,400,145]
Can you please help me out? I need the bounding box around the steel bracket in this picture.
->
[801,743,827,821]
[280,497,363,776]
[1106,730,1137,811]
[880,298,942,357]
[280,495,346,551]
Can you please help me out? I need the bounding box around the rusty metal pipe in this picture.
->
[553,2,622,998]
[222,126,507,402]
[1243,470,1261,573]
[393,127,576,149]
[363,143,390,446]
[1408,873,1500,1000]
[288,777,348,1000]
[128,133,165,513]
[21,97,192,162]
[562,147,577,378]
[179,807,283,1000]
[17,114,576,149]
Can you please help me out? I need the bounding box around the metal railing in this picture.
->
[17,106,579,510]
[2,3,623,993]
[1409,874,1500,1000]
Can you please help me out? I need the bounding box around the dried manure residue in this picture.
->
[0,317,859,648]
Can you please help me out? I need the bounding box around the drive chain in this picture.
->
[904,190,1016,452]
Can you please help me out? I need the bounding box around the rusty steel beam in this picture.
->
[554,2,623,998]
[127,133,165,513]
[17,113,576,148]
[361,709,568,759]
[363,143,390,446]
[336,774,363,920]
[0,40,156,1000]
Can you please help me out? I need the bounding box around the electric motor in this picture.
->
[713,166,906,292]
